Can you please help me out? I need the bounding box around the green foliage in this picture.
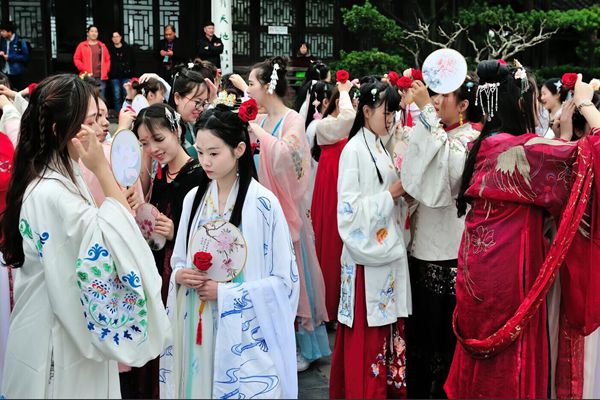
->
[330,50,405,78]
[532,65,600,83]
[341,0,404,51]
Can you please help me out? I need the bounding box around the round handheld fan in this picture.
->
[422,48,468,94]
[110,129,141,188]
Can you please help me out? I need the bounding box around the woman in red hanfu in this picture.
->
[446,60,600,398]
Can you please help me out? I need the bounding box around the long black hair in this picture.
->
[456,60,536,217]
[187,104,258,239]
[294,60,330,111]
[348,80,400,184]
[305,81,334,130]
[251,56,288,98]
[312,86,341,162]
[0,74,96,267]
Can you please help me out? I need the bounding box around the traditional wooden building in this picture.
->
[0,0,350,83]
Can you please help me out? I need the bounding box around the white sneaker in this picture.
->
[297,352,310,372]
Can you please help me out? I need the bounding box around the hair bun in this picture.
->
[270,56,288,74]
[477,60,509,85]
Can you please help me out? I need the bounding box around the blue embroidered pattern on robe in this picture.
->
[337,201,353,216]
[215,360,280,399]
[76,243,149,345]
[339,263,355,318]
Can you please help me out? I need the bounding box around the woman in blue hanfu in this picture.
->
[160,99,300,399]
[0,74,171,398]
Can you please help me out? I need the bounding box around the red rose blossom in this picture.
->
[336,69,349,84]
[238,98,258,122]
[396,76,414,90]
[411,68,423,82]
[27,83,38,96]
[561,73,578,90]
[193,251,213,271]
[387,71,400,86]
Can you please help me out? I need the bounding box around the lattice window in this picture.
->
[233,31,250,57]
[232,0,250,26]
[50,15,57,58]
[305,33,334,59]
[123,0,153,50]
[159,0,179,34]
[305,0,334,28]
[260,0,294,27]
[8,0,43,48]
[85,0,94,27]
[259,32,291,58]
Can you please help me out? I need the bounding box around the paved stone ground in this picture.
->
[298,329,335,399]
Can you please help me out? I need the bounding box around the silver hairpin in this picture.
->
[475,82,500,121]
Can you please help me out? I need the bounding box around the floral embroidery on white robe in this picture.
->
[160,178,299,399]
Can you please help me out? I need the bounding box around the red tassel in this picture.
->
[404,214,411,230]
[196,315,203,345]
[156,166,163,180]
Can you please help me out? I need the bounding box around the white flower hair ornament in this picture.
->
[188,62,195,69]
[165,107,181,132]
[371,88,378,102]
[554,80,563,90]
[514,68,530,94]
[267,63,280,95]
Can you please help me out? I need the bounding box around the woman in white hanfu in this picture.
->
[330,80,411,399]
[0,74,171,398]
[160,101,299,399]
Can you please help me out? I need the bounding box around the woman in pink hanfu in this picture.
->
[247,56,330,371]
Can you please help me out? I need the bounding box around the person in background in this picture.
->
[159,25,186,82]
[0,21,30,90]
[107,31,134,111]
[197,21,223,69]
[291,41,315,69]
[73,25,110,98]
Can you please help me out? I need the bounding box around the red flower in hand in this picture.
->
[193,251,213,271]
[561,73,578,90]
[411,68,423,82]
[336,69,349,84]
[238,98,258,122]
[387,71,400,86]
[497,59,507,65]
[396,76,414,90]
[27,83,38,96]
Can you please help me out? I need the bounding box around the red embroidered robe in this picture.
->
[445,131,600,398]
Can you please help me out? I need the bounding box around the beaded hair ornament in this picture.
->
[267,63,280,94]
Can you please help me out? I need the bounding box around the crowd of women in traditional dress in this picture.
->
[1,49,600,400]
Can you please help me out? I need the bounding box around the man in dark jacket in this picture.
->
[0,21,30,90]
[108,31,134,110]
[159,24,186,82]
[197,21,223,69]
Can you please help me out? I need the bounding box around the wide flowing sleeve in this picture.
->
[337,145,404,267]
[41,187,171,367]
[315,91,355,145]
[213,192,299,399]
[258,112,310,242]
[401,104,477,207]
